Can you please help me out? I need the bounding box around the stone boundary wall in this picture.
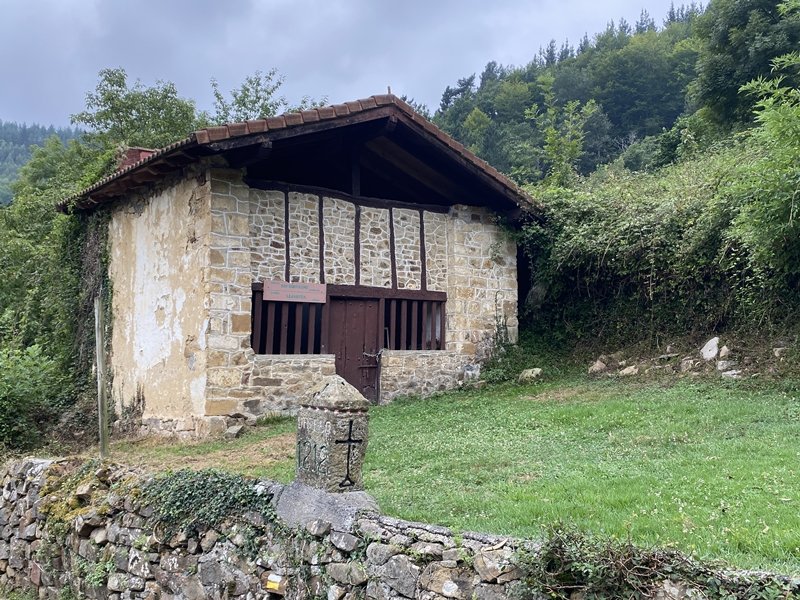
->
[2,459,788,600]
[1,459,524,600]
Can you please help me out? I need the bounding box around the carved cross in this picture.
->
[335,419,363,488]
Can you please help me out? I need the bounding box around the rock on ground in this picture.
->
[517,368,543,384]
[700,337,719,361]
[588,360,607,375]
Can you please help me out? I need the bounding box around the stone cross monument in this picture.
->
[296,376,369,493]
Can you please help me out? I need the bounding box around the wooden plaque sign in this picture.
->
[263,281,327,303]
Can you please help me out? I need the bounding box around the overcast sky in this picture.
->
[1,0,680,127]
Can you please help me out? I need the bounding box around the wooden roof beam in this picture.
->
[364,138,472,202]
[394,117,522,208]
[359,149,450,206]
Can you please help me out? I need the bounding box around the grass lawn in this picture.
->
[109,376,800,574]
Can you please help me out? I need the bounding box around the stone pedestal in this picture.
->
[296,376,369,493]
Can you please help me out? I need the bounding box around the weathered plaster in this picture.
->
[107,172,211,420]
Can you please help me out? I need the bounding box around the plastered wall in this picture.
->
[107,171,211,421]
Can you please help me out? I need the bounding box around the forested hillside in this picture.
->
[432,0,798,183]
[0,121,80,204]
[427,0,800,350]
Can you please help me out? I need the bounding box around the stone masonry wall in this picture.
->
[0,459,525,600]
[206,170,257,418]
[322,197,356,285]
[392,209,421,290]
[446,205,517,360]
[249,355,337,413]
[424,212,448,293]
[379,351,466,403]
[204,180,518,419]
[206,174,339,421]
[359,207,392,289]
[107,173,519,429]
[288,192,321,284]
[250,188,286,281]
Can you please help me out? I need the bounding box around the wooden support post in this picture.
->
[94,291,109,459]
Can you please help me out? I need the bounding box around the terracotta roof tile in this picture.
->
[195,129,210,144]
[228,123,250,137]
[344,100,363,112]
[317,106,336,120]
[206,126,230,142]
[227,122,248,137]
[300,109,320,123]
[266,116,286,129]
[373,94,393,106]
[332,104,350,117]
[283,112,303,127]
[246,119,267,133]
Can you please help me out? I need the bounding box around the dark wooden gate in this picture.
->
[328,298,380,402]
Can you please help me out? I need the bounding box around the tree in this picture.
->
[526,73,598,186]
[577,34,591,54]
[541,40,558,67]
[731,3,800,283]
[590,30,697,139]
[691,0,800,123]
[493,80,533,122]
[71,68,199,149]
[462,107,493,154]
[435,75,477,138]
[208,68,326,124]
[0,66,312,449]
[211,69,286,124]
[636,9,657,33]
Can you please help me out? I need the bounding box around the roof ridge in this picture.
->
[192,94,403,145]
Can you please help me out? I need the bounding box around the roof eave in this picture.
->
[61,94,539,215]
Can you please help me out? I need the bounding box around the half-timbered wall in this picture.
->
[203,171,517,412]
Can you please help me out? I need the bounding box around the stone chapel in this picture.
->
[61,94,538,436]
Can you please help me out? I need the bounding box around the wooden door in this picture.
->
[328,298,380,402]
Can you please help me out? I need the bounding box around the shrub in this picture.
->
[518,126,800,346]
[515,526,796,600]
[0,344,67,449]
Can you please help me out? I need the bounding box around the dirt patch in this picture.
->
[107,431,297,477]
[211,433,296,473]
[521,385,598,403]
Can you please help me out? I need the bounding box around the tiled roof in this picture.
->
[61,94,537,213]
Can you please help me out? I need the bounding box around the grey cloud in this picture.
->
[1,0,679,126]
